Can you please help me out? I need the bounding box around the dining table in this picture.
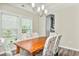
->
[15,36,47,56]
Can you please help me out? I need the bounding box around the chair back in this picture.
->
[53,34,62,55]
[43,33,62,56]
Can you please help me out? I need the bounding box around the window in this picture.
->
[0,13,19,51]
[0,12,32,51]
[1,13,32,39]
[2,14,18,39]
[21,17,32,34]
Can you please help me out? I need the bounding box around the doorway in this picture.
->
[46,14,55,37]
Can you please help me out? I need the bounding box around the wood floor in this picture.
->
[58,47,79,56]
[1,46,79,56]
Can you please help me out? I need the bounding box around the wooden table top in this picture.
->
[15,37,47,55]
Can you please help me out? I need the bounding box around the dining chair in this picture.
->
[42,34,62,56]
[4,40,13,56]
[0,38,6,56]
[17,48,31,56]
[14,49,30,56]
[0,37,12,56]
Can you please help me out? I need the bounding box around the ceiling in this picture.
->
[9,3,79,14]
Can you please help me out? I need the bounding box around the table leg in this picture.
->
[16,46,20,54]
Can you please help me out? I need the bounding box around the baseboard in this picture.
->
[59,45,79,52]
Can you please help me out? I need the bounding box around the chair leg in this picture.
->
[54,52,58,56]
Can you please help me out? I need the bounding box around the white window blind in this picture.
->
[21,17,32,34]
[2,14,18,38]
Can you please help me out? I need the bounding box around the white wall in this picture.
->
[54,5,79,49]
[32,13,39,33]
[38,15,46,36]
[0,11,1,36]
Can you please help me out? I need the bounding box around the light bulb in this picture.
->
[37,7,40,12]
[32,3,35,8]
[41,5,45,10]
[44,9,47,14]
